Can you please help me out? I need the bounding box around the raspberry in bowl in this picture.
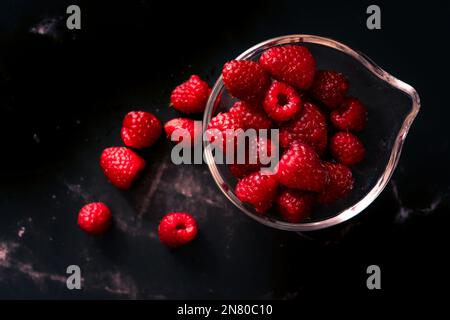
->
[203,35,420,232]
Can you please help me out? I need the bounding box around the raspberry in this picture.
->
[158,212,198,248]
[206,112,243,152]
[330,132,365,166]
[229,101,272,130]
[77,202,111,235]
[228,163,260,179]
[164,118,197,145]
[170,75,211,114]
[318,162,354,204]
[279,102,328,154]
[100,147,146,189]
[330,97,368,132]
[259,45,316,90]
[263,81,302,121]
[275,143,327,192]
[311,70,349,109]
[222,60,270,103]
[228,137,275,179]
[235,171,278,214]
[276,189,315,223]
[121,111,162,148]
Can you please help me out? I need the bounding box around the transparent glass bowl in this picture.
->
[203,35,420,232]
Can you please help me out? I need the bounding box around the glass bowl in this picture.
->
[202,34,420,232]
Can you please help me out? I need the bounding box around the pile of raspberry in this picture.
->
[211,44,368,223]
[76,44,368,249]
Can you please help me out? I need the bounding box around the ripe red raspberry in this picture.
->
[228,137,275,179]
[206,112,243,152]
[164,118,197,145]
[279,102,328,154]
[121,111,162,148]
[100,147,146,189]
[263,81,302,121]
[77,202,111,235]
[222,60,270,103]
[259,45,316,90]
[276,189,315,223]
[318,162,354,204]
[170,75,211,114]
[158,212,198,248]
[311,70,349,109]
[330,97,368,132]
[275,143,327,192]
[229,163,260,180]
[235,171,278,214]
[330,132,365,166]
[229,101,272,130]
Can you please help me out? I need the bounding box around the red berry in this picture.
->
[276,189,315,223]
[100,147,146,189]
[158,212,198,248]
[170,75,211,114]
[228,137,275,179]
[206,112,243,152]
[279,102,328,155]
[259,45,316,90]
[331,97,368,132]
[235,171,278,214]
[222,60,270,103]
[121,111,162,148]
[207,112,243,133]
[263,81,301,121]
[275,143,328,192]
[228,163,260,180]
[164,118,197,145]
[330,132,365,166]
[318,162,354,204]
[229,101,272,130]
[311,70,349,109]
[78,202,111,235]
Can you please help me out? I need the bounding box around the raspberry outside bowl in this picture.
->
[203,35,420,232]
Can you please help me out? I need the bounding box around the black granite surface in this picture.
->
[0,0,449,301]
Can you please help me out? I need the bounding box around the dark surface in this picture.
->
[0,0,449,301]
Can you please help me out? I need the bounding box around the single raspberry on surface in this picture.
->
[170,75,211,114]
[279,102,328,154]
[100,147,146,189]
[275,143,328,192]
[276,189,315,223]
[311,70,349,109]
[121,111,162,148]
[263,81,302,121]
[164,118,197,145]
[330,132,365,166]
[78,202,111,235]
[330,97,368,132]
[259,45,316,90]
[158,212,198,248]
[222,60,270,103]
[206,112,243,152]
[318,162,354,204]
[235,171,278,214]
[229,101,272,130]
[228,136,275,179]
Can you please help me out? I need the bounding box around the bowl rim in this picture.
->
[203,34,421,231]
